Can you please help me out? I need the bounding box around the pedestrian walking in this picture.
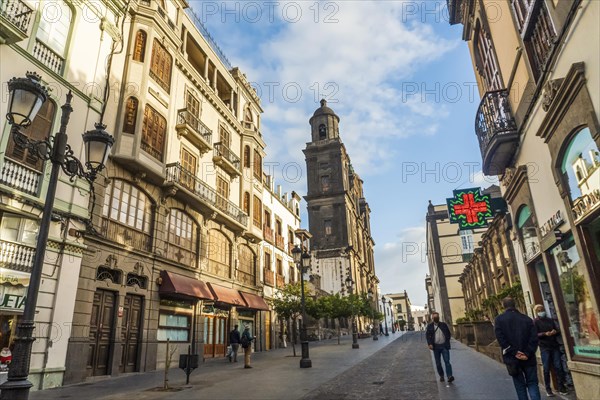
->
[229,324,241,363]
[241,325,255,369]
[425,312,454,383]
[494,297,540,400]
[533,304,568,397]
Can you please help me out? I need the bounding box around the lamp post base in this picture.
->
[351,332,359,349]
[0,379,34,400]
[300,341,312,368]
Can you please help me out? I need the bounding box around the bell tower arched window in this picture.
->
[319,124,327,140]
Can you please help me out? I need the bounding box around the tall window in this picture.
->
[133,30,147,62]
[253,196,262,228]
[253,149,262,178]
[207,230,231,278]
[150,39,172,92]
[517,206,539,261]
[264,211,271,228]
[321,175,330,192]
[243,192,250,215]
[216,176,230,211]
[36,1,72,57]
[238,244,256,285]
[324,219,332,236]
[186,90,201,117]
[166,209,198,266]
[275,219,282,235]
[243,145,251,168]
[102,180,153,234]
[141,105,166,161]
[6,100,56,172]
[319,124,327,139]
[123,97,138,134]
[180,148,197,190]
[276,258,283,275]
[474,21,502,91]
[219,126,231,147]
[0,214,39,246]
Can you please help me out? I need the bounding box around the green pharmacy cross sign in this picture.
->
[447,188,493,230]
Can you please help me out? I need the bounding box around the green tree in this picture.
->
[316,294,354,344]
[269,282,311,356]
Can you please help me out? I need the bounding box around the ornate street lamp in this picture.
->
[389,300,395,333]
[0,73,113,400]
[382,296,389,336]
[344,275,359,349]
[292,245,312,368]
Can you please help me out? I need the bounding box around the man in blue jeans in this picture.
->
[533,304,568,397]
[426,312,454,382]
[495,297,541,400]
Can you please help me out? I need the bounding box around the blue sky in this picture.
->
[189,1,498,307]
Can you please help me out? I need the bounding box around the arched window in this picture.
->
[166,209,198,267]
[141,104,166,161]
[133,30,147,62]
[123,97,138,133]
[319,124,327,139]
[101,180,153,251]
[243,192,250,215]
[517,205,538,261]
[207,230,231,278]
[243,106,253,123]
[243,145,251,168]
[238,244,256,285]
[6,99,56,172]
[150,38,172,92]
[561,127,599,203]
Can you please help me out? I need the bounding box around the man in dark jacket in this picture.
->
[229,325,241,362]
[495,297,540,400]
[426,312,454,382]
[533,304,568,397]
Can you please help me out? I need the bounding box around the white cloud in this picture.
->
[376,226,429,307]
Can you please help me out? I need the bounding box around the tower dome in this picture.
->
[309,99,340,142]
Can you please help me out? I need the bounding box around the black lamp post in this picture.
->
[344,275,359,349]
[0,73,113,400]
[292,245,312,368]
[368,289,378,340]
[389,300,395,333]
[382,296,389,336]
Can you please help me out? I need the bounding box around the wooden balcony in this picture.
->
[175,109,212,153]
[164,163,248,230]
[0,239,35,272]
[276,273,285,288]
[0,158,42,196]
[0,0,33,44]
[263,225,274,243]
[475,89,518,175]
[264,268,275,287]
[213,142,240,177]
[99,218,152,252]
[275,234,285,250]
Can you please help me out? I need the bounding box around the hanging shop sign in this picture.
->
[0,284,27,312]
[447,188,493,230]
[539,210,565,237]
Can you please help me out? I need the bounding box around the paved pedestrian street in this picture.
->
[29,332,565,400]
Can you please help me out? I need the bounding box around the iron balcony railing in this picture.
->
[165,163,247,226]
[475,89,517,154]
[0,0,33,33]
[214,142,240,171]
[176,108,212,143]
[32,39,65,75]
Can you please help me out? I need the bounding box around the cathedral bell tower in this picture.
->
[309,99,340,142]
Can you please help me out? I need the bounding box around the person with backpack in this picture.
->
[241,325,255,368]
[228,324,241,363]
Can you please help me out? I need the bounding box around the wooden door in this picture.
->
[202,316,227,358]
[88,290,116,376]
[120,294,143,373]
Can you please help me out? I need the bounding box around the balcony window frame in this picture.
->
[34,0,73,58]
[473,19,503,92]
[150,38,173,92]
[253,195,262,228]
[166,208,199,267]
[101,179,153,235]
[123,96,139,134]
[133,30,147,62]
[141,104,167,162]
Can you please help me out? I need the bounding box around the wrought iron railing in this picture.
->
[165,163,247,226]
[32,39,65,75]
[0,239,35,272]
[0,0,33,33]
[475,89,517,158]
[214,142,240,171]
[100,217,152,252]
[0,158,42,195]
[176,109,212,143]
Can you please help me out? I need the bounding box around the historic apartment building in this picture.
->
[0,0,305,388]
[387,291,413,330]
[425,185,502,326]
[448,0,600,396]
[302,100,380,329]
[0,0,127,389]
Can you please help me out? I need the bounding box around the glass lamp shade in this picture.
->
[301,252,311,269]
[292,245,302,264]
[6,73,48,127]
[345,276,353,289]
[83,123,114,171]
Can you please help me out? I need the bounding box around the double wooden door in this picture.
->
[203,315,227,358]
[88,290,115,376]
[120,294,143,373]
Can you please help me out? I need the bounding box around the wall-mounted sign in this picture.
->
[0,285,26,312]
[540,210,565,237]
[447,188,492,230]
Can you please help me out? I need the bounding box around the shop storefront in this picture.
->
[0,268,29,374]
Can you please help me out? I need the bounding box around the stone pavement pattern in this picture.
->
[29,332,542,400]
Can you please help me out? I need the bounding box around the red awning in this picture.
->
[159,271,214,301]
[239,291,270,311]
[207,283,247,307]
